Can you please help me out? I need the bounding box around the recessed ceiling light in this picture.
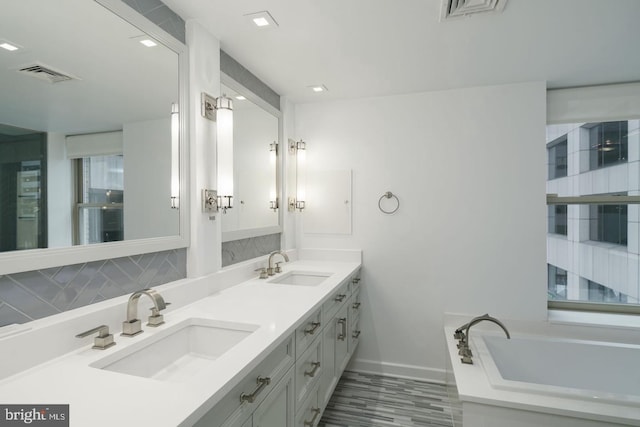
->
[139,39,157,47]
[309,85,328,93]
[245,11,278,29]
[235,95,246,100]
[0,42,20,52]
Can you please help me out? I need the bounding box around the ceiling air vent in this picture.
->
[441,0,508,21]
[17,63,79,83]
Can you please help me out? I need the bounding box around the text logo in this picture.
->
[0,405,68,426]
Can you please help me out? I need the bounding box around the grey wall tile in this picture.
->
[122,0,186,44]
[222,234,281,267]
[0,249,187,327]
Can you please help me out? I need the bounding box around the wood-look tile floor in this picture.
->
[320,371,462,427]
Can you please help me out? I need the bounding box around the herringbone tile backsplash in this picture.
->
[0,249,186,327]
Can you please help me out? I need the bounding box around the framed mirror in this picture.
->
[220,74,282,242]
[0,0,189,274]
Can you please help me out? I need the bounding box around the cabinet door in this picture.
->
[335,304,350,375]
[319,314,336,407]
[252,367,294,427]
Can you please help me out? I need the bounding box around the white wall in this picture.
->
[295,81,548,381]
[186,21,221,277]
[123,118,179,240]
[47,132,72,248]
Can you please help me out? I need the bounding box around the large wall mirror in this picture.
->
[0,0,188,274]
[220,74,281,242]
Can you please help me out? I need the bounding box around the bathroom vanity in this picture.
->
[0,250,362,427]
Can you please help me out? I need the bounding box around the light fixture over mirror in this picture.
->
[289,139,306,212]
[201,93,234,213]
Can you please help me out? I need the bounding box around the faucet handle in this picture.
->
[275,262,283,273]
[147,302,170,327]
[76,325,116,350]
[255,267,268,279]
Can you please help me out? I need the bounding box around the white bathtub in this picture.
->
[474,335,640,407]
[445,322,640,427]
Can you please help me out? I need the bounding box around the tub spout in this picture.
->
[465,313,511,341]
[456,313,510,364]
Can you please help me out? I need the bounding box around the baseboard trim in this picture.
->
[347,358,448,384]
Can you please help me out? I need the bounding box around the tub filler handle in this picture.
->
[454,313,510,365]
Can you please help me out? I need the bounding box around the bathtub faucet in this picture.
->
[455,313,510,364]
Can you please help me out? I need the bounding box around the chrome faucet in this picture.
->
[454,313,510,364]
[267,250,289,276]
[121,288,168,337]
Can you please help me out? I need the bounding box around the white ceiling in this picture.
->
[163,0,640,104]
[0,0,178,135]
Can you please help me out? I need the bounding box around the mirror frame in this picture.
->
[0,0,190,275]
[220,72,283,243]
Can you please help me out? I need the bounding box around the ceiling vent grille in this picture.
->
[441,0,508,21]
[17,63,78,83]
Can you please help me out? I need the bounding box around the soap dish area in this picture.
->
[90,318,259,382]
[267,271,332,286]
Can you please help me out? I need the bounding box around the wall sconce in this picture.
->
[201,92,234,213]
[288,139,306,211]
[269,141,278,211]
[170,102,179,209]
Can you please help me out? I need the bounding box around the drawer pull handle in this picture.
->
[334,294,346,302]
[304,361,321,377]
[337,318,347,341]
[352,278,361,284]
[304,321,321,335]
[352,330,361,339]
[352,302,361,309]
[240,376,271,403]
[304,408,321,426]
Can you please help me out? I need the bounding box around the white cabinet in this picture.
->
[193,270,362,427]
[252,367,295,427]
[194,335,294,427]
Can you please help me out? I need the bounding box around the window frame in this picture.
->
[546,193,640,315]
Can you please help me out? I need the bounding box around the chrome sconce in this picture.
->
[170,102,180,209]
[201,92,234,214]
[288,139,306,212]
[270,142,278,211]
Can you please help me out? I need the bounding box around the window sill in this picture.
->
[548,309,640,330]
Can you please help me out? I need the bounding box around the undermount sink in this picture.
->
[268,271,332,286]
[91,318,258,382]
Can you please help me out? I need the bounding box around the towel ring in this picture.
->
[378,191,399,214]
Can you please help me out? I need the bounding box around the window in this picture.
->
[548,264,567,300]
[75,155,124,245]
[0,126,47,252]
[588,121,628,170]
[547,136,567,179]
[587,280,632,304]
[589,203,627,245]
[546,118,640,314]
[548,205,567,235]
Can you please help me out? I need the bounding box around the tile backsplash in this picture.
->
[222,234,281,267]
[0,249,186,327]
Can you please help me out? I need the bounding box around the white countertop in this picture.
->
[0,257,361,427]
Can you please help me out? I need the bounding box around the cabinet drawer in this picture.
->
[322,280,350,322]
[295,384,321,427]
[195,334,295,427]
[295,308,322,356]
[294,334,322,406]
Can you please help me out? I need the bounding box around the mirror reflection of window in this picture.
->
[75,155,124,244]
[0,124,47,252]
